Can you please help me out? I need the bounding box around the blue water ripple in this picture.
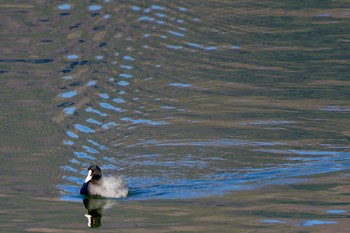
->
[120,73,133,78]
[59,90,77,98]
[87,80,96,86]
[57,4,72,10]
[131,6,141,11]
[66,54,79,60]
[99,102,124,112]
[74,151,96,160]
[82,145,99,154]
[151,5,165,11]
[62,75,73,80]
[86,118,102,125]
[74,124,95,133]
[99,93,109,99]
[64,107,76,115]
[118,81,129,86]
[121,117,168,125]
[88,5,102,11]
[66,131,78,139]
[169,83,192,88]
[61,165,78,173]
[113,98,125,103]
[63,140,74,146]
[102,122,119,129]
[123,55,134,61]
[326,210,347,214]
[85,107,107,116]
[302,220,338,226]
[260,220,286,224]
[167,45,183,50]
[120,65,132,70]
[168,30,185,37]
[88,139,108,151]
[156,13,166,18]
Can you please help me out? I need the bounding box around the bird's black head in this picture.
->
[84,165,102,183]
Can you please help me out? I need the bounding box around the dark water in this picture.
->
[1,0,350,231]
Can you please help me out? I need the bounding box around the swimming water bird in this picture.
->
[80,165,129,198]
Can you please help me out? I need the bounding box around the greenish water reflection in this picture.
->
[1,174,350,232]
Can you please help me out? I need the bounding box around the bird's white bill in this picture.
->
[84,170,93,183]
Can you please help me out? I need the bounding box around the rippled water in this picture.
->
[1,0,350,231]
[54,0,246,199]
[54,0,350,200]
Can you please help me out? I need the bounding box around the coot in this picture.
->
[80,165,128,198]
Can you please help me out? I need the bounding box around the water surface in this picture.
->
[1,0,350,231]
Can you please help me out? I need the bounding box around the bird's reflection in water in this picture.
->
[82,197,118,228]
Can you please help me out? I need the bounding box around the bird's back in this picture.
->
[89,175,128,198]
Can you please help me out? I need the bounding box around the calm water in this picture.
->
[1,0,350,231]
